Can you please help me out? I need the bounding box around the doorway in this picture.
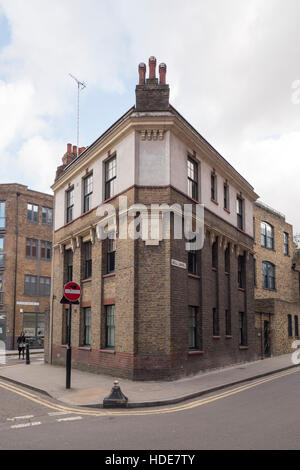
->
[263,320,271,357]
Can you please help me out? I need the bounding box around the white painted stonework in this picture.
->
[54,124,254,238]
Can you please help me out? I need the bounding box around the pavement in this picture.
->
[3,349,44,356]
[0,352,297,409]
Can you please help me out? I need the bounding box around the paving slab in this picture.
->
[0,353,298,408]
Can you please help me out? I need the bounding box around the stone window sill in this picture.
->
[103,273,116,279]
[188,273,200,279]
[78,346,91,351]
[239,346,248,350]
[188,350,204,356]
[211,198,219,206]
[82,278,92,283]
[212,336,221,340]
[100,349,115,354]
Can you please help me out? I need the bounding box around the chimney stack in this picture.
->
[135,57,170,111]
[56,143,86,181]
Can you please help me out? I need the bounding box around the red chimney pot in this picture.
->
[149,56,157,79]
[159,63,167,84]
[138,63,146,85]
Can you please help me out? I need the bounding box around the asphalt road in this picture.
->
[0,367,300,450]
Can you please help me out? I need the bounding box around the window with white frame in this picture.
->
[0,202,6,229]
[105,305,115,348]
[39,277,51,296]
[42,207,53,226]
[66,187,74,223]
[284,232,289,256]
[83,174,93,213]
[237,196,244,230]
[262,261,276,290]
[187,157,198,200]
[261,222,274,249]
[40,241,52,260]
[26,238,37,258]
[27,203,39,223]
[104,156,116,200]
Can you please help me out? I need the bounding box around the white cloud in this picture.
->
[14,136,65,193]
[0,0,299,231]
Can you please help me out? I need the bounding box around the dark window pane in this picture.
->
[106,305,115,348]
[105,157,117,200]
[295,316,299,337]
[187,158,198,200]
[84,242,92,279]
[66,188,74,223]
[213,308,219,336]
[225,310,231,336]
[239,312,247,346]
[83,175,93,213]
[211,174,216,200]
[188,306,197,349]
[288,314,293,337]
[84,308,91,346]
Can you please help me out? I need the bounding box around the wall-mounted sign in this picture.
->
[16,302,40,306]
[171,259,187,269]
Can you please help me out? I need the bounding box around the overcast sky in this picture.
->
[0,0,300,232]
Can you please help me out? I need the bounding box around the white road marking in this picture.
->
[57,416,83,422]
[11,422,41,429]
[48,411,70,417]
[7,415,34,421]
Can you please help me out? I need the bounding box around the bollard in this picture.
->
[25,343,30,365]
[103,381,128,408]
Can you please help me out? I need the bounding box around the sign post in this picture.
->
[61,282,81,390]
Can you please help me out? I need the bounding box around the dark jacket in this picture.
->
[17,336,26,348]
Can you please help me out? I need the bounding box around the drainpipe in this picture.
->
[12,191,20,349]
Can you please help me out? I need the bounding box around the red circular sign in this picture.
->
[64,282,81,302]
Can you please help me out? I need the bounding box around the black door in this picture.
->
[264,321,271,357]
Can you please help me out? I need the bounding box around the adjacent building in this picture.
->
[0,184,53,349]
[49,57,258,380]
[254,201,300,358]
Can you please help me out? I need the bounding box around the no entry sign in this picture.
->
[64,282,81,303]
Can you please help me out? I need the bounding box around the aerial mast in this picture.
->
[69,74,86,158]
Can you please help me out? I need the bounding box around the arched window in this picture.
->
[261,222,274,249]
[262,261,276,290]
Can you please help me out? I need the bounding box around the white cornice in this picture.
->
[52,111,258,201]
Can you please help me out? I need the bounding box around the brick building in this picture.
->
[0,184,53,350]
[254,201,300,358]
[49,57,258,380]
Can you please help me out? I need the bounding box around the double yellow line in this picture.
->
[0,366,299,417]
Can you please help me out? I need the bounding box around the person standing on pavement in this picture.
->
[17,331,26,360]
